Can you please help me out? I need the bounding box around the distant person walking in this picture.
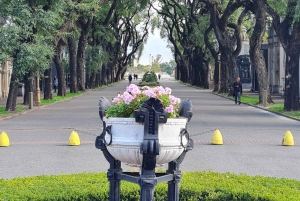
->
[53,76,58,93]
[232,77,242,105]
[158,74,161,80]
[128,74,132,85]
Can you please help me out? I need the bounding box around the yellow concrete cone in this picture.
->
[282,130,294,146]
[0,131,10,147]
[211,129,223,145]
[69,130,80,146]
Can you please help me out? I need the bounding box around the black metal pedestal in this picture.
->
[96,98,193,201]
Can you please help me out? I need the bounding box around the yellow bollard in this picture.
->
[0,131,10,147]
[68,130,80,146]
[211,129,223,145]
[282,130,294,146]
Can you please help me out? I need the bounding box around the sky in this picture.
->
[138,29,173,65]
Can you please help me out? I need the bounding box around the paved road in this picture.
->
[0,79,300,180]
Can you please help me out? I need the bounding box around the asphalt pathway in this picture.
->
[0,79,300,180]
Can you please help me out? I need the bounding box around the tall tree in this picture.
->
[202,0,243,93]
[239,0,273,104]
[0,0,55,110]
[155,0,210,88]
[263,0,300,111]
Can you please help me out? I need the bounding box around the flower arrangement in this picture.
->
[106,84,181,118]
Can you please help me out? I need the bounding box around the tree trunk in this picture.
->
[43,66,53,100]
[249,0,273,104]
[213,61,218,92]
[53,55,66,96]
[23,71,37,105]
[101,65,107,85]
[204,0,242,94]
[191,53,201,86]
[77,18,93,91]
[204,60,210,89]
[115,65,122,82]
[220,52,236,94]
[107,66,112,84]
[5,68,19,112]
[68,36,78,93]
[89,72,96,89]
[96,70,101,87]
[54,38,66,96]
[283,21,300,111]
[23,73,30,105]
[77,36,86,91]
[284,53,299,110]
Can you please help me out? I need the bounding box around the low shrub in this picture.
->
[139,71,159,86]
[1,171,300,201]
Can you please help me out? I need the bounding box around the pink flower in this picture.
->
[112,93,123,103]
[123,92,134,104]
[169,95,181,104]
[143,89,156,98]
[126,84,141,96]
[107,84,181,118]
[156,86,167,95]
[165,105,174,113]
[165,87,172,94]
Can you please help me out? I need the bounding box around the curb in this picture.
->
[212,92,300,122]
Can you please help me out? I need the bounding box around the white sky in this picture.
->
[138,29,173,65]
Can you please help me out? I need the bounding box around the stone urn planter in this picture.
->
[103,117,188,167]
[96,94,193,201]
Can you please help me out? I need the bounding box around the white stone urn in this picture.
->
[103,117,188,167]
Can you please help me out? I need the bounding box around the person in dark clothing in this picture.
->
[232,77,242,105]
[128,74,132,85]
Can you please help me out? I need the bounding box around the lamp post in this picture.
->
[218,53,221,92]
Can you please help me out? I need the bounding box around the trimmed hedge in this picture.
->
[1,171,300,200]
[139,71,159,86]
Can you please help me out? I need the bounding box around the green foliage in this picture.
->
[1,171,300,200]
[160,60,175,75]
[139,71,159,86]
[85,45,103,75]
[150,62,161,72]
[0,0,57,83]
[267,0,288,17]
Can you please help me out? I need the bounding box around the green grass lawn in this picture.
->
[40,91,85,105]
[0,105,26,118]
[0,83,116,119]
[0,91,85,118]
[223,93,300,119]
[268,103,300,118]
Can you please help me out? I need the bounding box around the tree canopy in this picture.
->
[0,0,299,111]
